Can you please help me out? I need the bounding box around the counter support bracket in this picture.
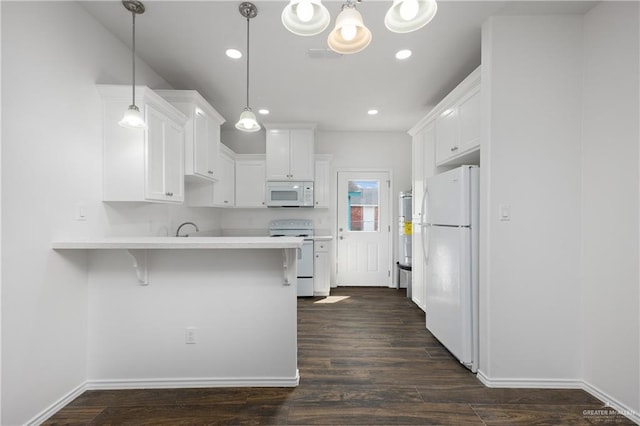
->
[127,249,149,285]
[283,248,296,286]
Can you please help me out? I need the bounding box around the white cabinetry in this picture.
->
[433,67,481,166]
[314,240,331,296]
[213,148,235,207]
[235,155,266,208]
[185,145,235,207]
[314,155,332,208]
[98,85,187,203]
[156,90,225,182]
[264,124,315,181]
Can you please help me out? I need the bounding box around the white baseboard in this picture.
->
[28,371,299,425]
[86,371,301,390]
[582,380,640,424]
[476,370,582,389]
[477,371,639,425]
[27,382,88,426]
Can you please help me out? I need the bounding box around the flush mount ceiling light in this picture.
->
[119,0,147,129]
[327,0,371,55]
[225,48,242,59]
[235,2,261,133]
[385,0,437,33]
[395,49,412,60]
[282,0,331,36]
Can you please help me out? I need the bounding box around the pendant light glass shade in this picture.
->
[327,6,371,54]
[384,0,437,34]
[282,0,331,36]
[235,108,261,132]
[120,0,146,129]
[119,105,146,128]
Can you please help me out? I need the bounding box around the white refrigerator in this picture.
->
[422,165,479,372]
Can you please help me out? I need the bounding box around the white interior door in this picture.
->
[336,171,391,286]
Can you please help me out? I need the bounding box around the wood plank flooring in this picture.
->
[45,287,633,425]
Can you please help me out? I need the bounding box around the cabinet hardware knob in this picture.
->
[450,146,459,152]
[208,170,214,174]
[224,200,228,203]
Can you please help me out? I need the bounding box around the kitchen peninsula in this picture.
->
[52,236,303,389]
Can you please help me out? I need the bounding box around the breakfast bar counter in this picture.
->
[52,236,302,389]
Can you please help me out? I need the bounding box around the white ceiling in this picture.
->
[81,0,596,132]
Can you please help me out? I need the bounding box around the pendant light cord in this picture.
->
[245,15,250,109]
[132,10,136,106]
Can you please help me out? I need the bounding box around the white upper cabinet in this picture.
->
[213,149,235,207]
[185,145,235,207]
[264,124,315,181]
[156,90,225,182]
[314,155,332,208]
[235,155,266,208]
[98,85,187,203]
[432,67,481,166]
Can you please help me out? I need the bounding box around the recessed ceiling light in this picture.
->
[395,49,412,60]
[368,109,379,115]
[258,109,269,115]
[225,48,242,59]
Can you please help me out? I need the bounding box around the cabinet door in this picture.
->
[435,108,459,164]
[411,223,426,312]
[213,153,235,206]
[289,129,315,180]
[193,112,210,179]
[208,117,221,180]
[458,88,481,154]
[164,120,185,202]
[314,243,331,296]
[235,159,266,207]
[314,158,330,208]
[266,130,291,180]
[412,130,425,220]
[145,105,169,201]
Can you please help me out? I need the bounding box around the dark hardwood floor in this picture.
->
[45,287,633,425]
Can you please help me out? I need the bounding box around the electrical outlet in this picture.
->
[185,327,197,344]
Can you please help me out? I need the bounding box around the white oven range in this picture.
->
[269,219,314,297]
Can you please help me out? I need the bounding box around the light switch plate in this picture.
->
[499,204,511,221]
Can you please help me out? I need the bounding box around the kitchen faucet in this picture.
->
[175,222,199,237]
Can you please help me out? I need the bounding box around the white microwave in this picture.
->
[266,181,314,207]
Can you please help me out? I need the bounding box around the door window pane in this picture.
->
[347,180,379,232]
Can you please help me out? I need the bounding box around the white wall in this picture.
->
[581,1,639,416]
[480,16,583,381]
[1,3,220,424]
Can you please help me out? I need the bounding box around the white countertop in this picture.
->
[52,236,304,250]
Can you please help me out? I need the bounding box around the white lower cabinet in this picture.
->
[235,155,266,208]
[98,85,187,203]
[314,240,331,296]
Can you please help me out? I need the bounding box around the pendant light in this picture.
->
[235,2,260,133]
[327,0,371,55]
[119,0,147,129]
[282,0,331,36]
[385,0,437,33]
